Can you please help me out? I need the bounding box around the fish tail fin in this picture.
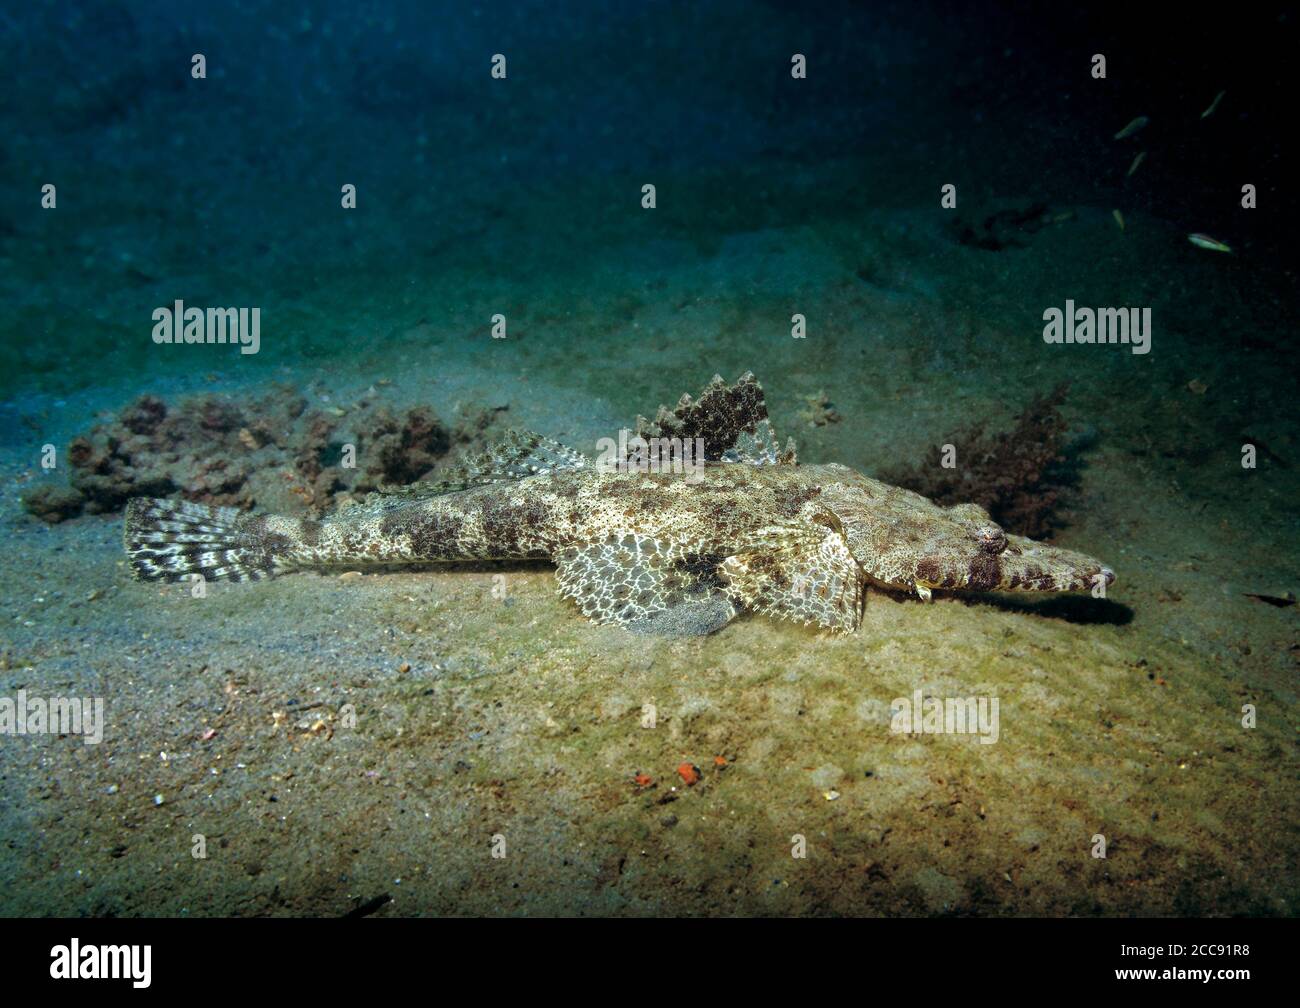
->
[124,498,297,582]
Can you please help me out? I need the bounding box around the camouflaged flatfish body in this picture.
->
[125,374,1114,635]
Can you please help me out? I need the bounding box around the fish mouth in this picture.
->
[993,538,1115,593]
[912,538,1115,596]
[1054,565,1115,592]
[994,565,1114,593]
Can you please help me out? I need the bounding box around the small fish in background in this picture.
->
[1112,209,1126,231]
[1201,90,1226,119]
[1188,233,1233,253]
[1126,151,1146,177]
[1114,115,1149,140]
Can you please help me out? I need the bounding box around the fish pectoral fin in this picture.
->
[553,534,737,636]
[374,429,590,501]
[719,523,863,633]
[632,373,797,466]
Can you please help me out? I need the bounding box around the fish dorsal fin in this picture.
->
[630,373,797,465]
[721,418,796,467]
[373,429,589,502]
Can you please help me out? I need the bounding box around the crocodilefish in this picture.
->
[124,374,1114,635]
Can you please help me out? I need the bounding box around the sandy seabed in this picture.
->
[2,202,1296,916]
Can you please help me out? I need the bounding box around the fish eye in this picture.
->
[976,526,1007,554]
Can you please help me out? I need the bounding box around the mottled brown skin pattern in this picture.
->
[813,464,1114,599]
[124,374,1114,634]
[261,462,1114,631]
[300,466,827,566]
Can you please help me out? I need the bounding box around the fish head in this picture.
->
[904,500,1117,595]
[914,525,1117,595]
[815,468,1115,596]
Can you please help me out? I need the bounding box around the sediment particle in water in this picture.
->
[797,391,842,427]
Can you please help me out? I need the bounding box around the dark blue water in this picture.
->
[1,1,1294,398]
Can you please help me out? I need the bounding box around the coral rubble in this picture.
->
[23,386,507,523]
